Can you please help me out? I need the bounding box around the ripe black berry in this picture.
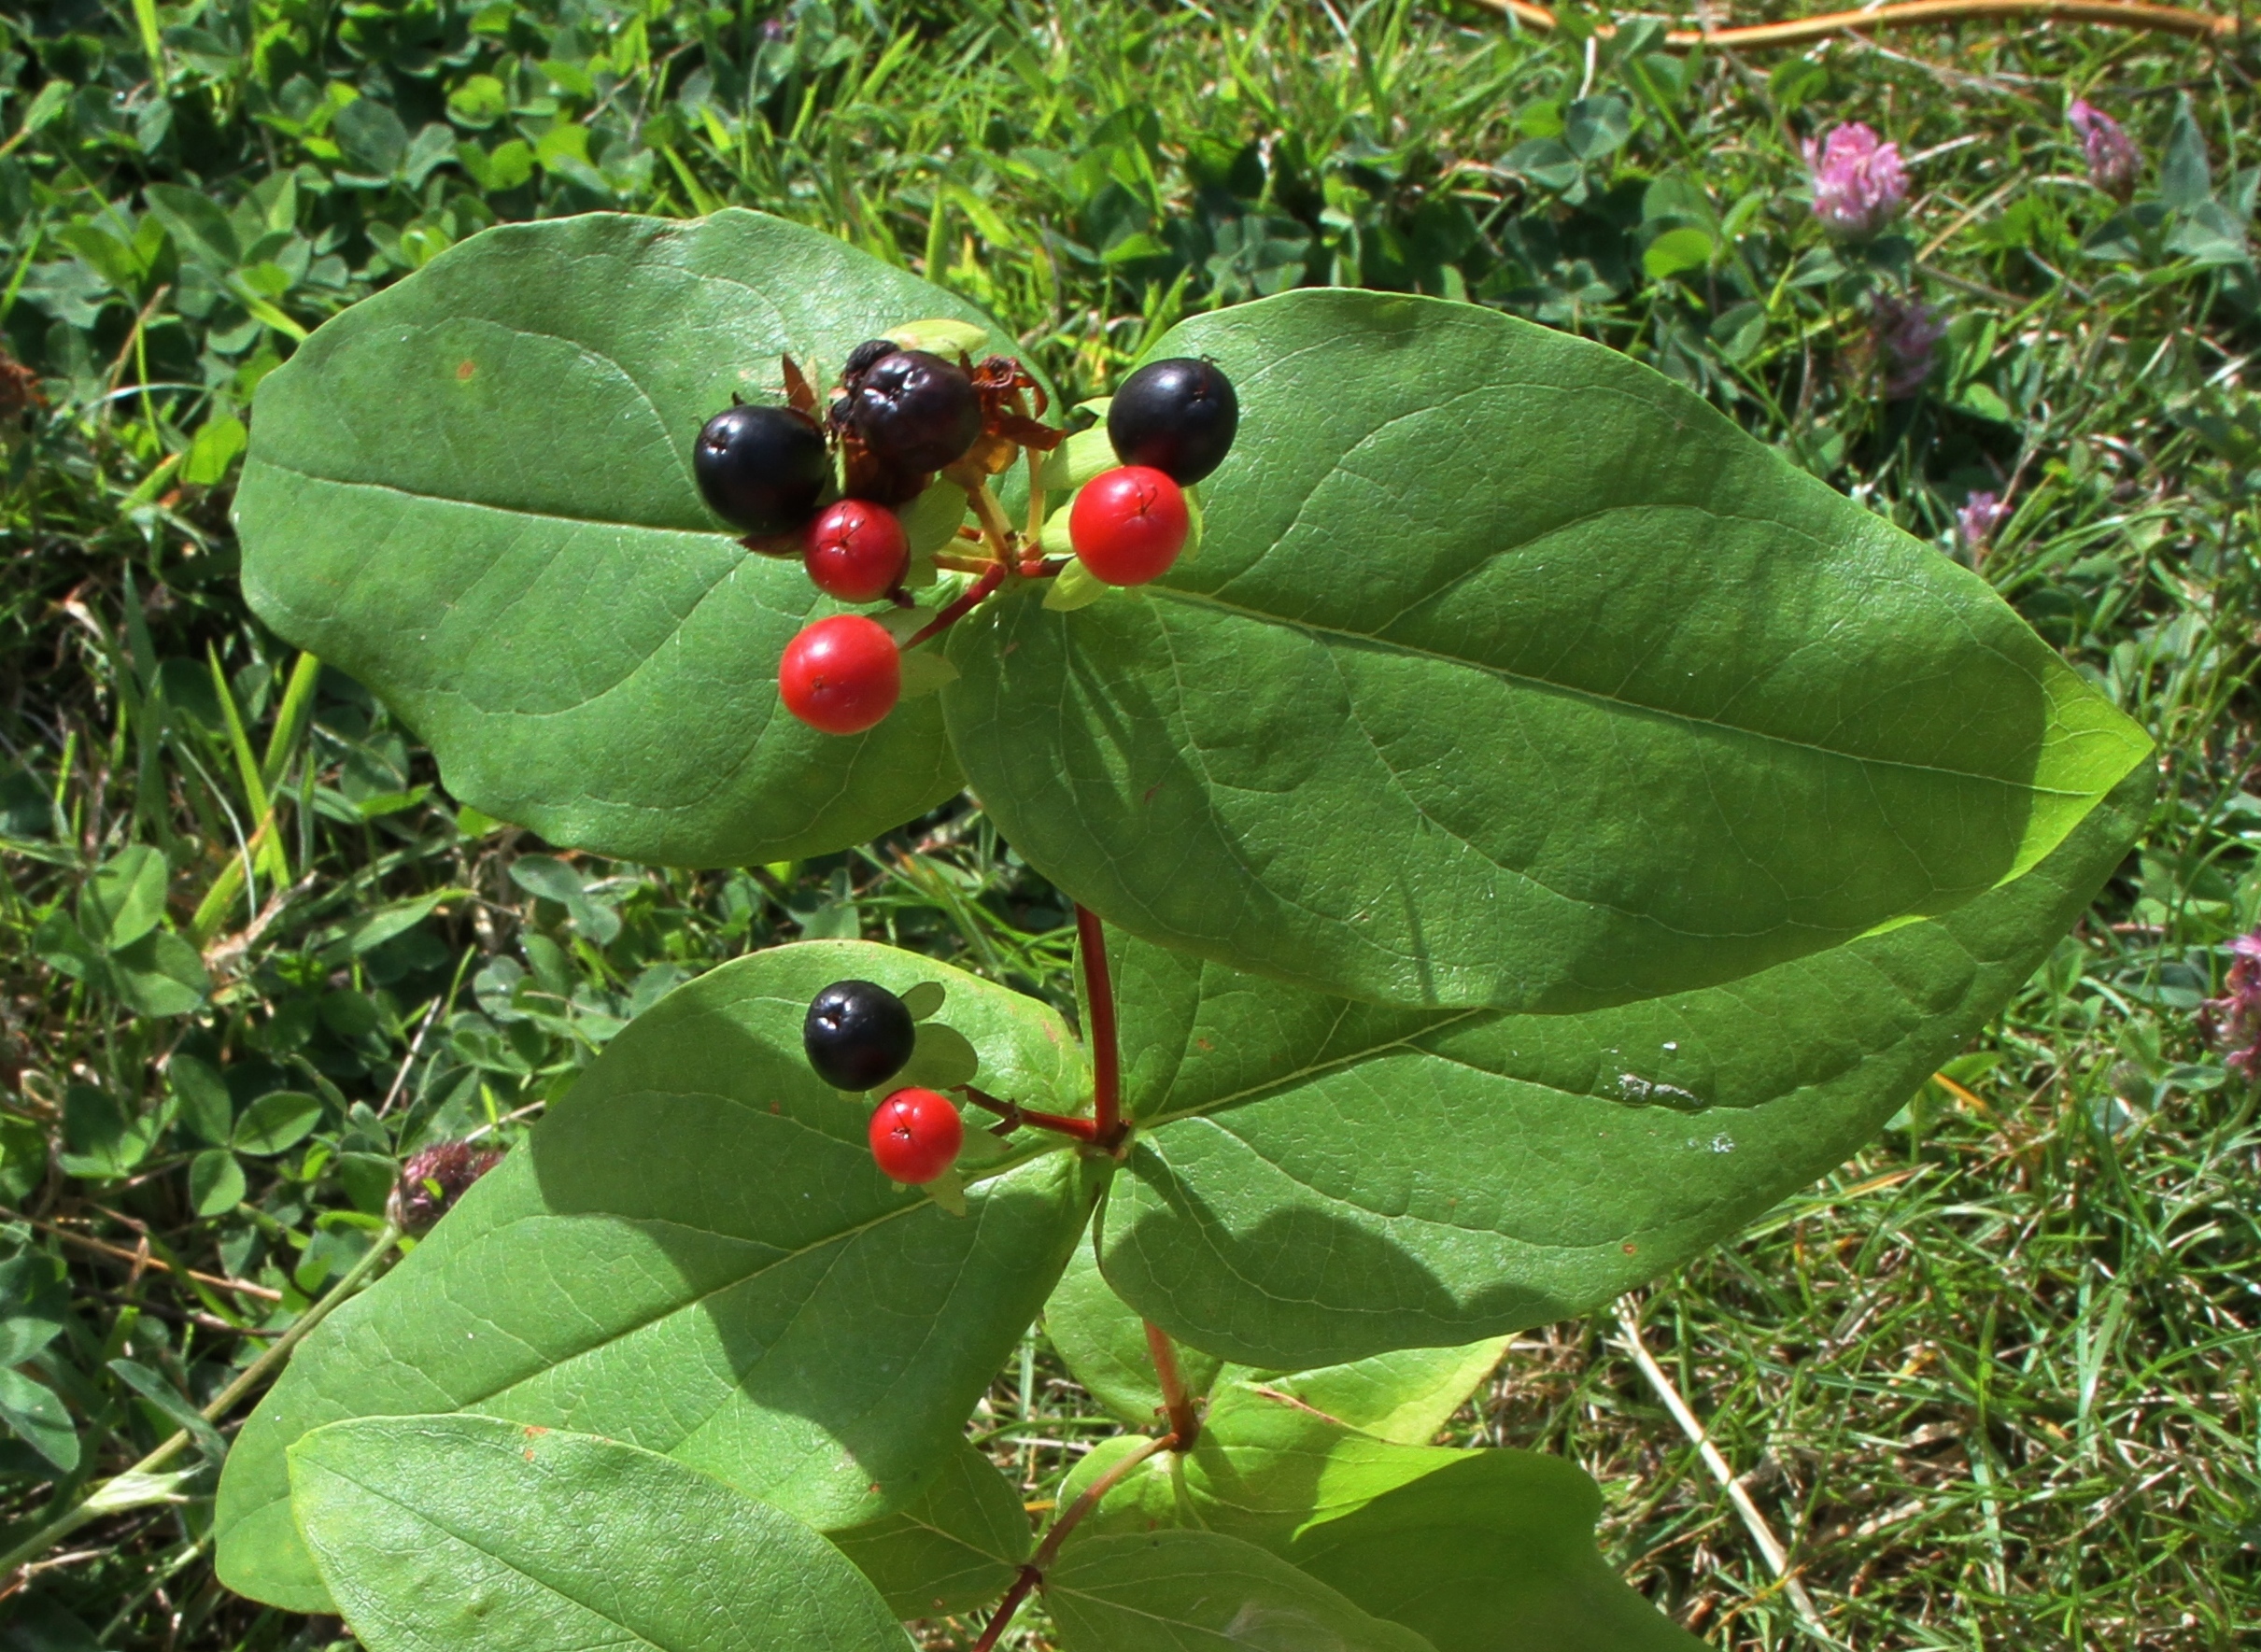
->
[804,979,916,1091]
[1107,358,1239,485]
[842,349,982,473]
[695,403,829,535]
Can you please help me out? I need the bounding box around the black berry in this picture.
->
[804,979,916,1091]
[1107,358,1239,485]
[843,349,982,473]
[695,403,829,535]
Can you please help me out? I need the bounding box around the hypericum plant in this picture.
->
[208,209,2151,1650]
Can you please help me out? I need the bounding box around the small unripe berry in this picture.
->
[869,1087,963,1184]
[804,979,916,1091]
[695,403,829,535]
[1068,466,1191,587]
[804,499,911,603]
[779,614,900,736]
[1107,357,1238,485]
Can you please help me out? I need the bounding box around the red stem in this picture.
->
[970,1429,1182,1652]
[904,563,1005,650]
[1143,1320,1201,1447]
[971,1566,1041,1652]
[960,1086,1101,1143]
[1075,904,1123,1147]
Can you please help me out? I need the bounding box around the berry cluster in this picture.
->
[695,346,1237,740]
[802,974,1114,1184]
[803,978,963,1184]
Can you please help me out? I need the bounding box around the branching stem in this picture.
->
[1075,904,1124,1149]
[970,1428,1182,1652]
[904,564,1006,650]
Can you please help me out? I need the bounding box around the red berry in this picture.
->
[1067,466,1190,586]
[804,500,911,603]
[869,1087,964,1184]
[779,614,900,736]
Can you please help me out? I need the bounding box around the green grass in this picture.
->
[1,1,2256,1646]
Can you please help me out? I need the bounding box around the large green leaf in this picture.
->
[1047,1529,1438,1652]
[1065,1382,1698,1652]
[946,289,2150,1010]
[827,1439,1034,1619]
[290,1416,911,1651]
[1045,1234,1502,1442]
[216,940,1102,1612]
[1095,765,2152,1367]
[235,209,1012,868]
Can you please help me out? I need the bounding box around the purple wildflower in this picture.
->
[2068,100,2139,203]
[2202,931,2261,1080]
[390,1139,504,1234]
[1804,122,1908,239]
[1872,294,1945,399]
[1957,490,2008,554]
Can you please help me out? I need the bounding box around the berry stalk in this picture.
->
[1076,904,1124,1148]
[903,563,1007,650]
[960,1084,1101,1143]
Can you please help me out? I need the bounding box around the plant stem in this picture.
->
[904,563,1005,649]
[0,1222,401,1583]
[1025,443,1047,544]
[971,1428,1181,1652]
[1075,905,1123,1147]
[959,1085,1101,1143]
[963,475,1019,561]
[1143,1320,1201,1447]
[1476,0,2239,46]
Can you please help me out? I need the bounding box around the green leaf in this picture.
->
[1216,1339,1510,1447]
[215,939,1101,1613]
[0,1367,78,1472]
[945,289,2150,1011]
[289,1416,911,1652]
[0,1253,69,1365]
[1045,1235,1222,1428]
[233,210,1029,868]
[232,1090,322,1156]
[1641,226,1712,280]
[78,844,168,951]
[1095,763,2152,1366]
[446,73,510,129]
[105,929,210,1017]
[143,183,243,271]
[2159,97,2212,213]
[1072,1383,1700,1652]
[190,1148,247,1216]
[1048,1529,1438,1652]
[509,853,621,944]
[182,414,248,487]
[897,1020,981,1092]
[827,1439,1034,1618]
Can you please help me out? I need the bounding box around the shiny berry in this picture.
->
[1068,466,1191,587]
[869,1087,964,1184]
[804,979,917,1092]
[845,349,982,473]
[779,614,900,735]
[803,499,911,603]
[1107,358,1238,485]
[695,403,829,535]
